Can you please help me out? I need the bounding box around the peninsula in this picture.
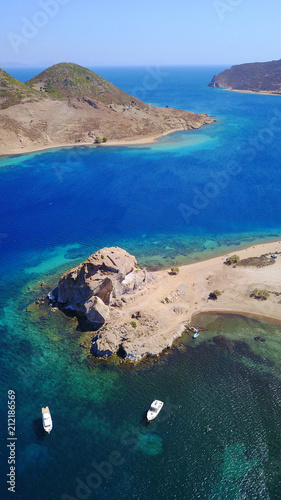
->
[0,63,214,155]
[47,242,281,362]
[208,59,281,94]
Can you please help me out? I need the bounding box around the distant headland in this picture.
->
[208,59,281,95]
[0,63,215,155]
[45,242,281,363]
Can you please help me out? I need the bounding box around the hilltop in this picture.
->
[208,59,281,94]
[27,63,147,108]
[0,68,43,109]
[0,63,214,155]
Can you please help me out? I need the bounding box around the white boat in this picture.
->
[193,331,199,339]
[42,406,53,434]
[147,400,164,421]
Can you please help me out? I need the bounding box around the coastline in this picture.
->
[0,128,186,157]
[60,239,281,361]
[223,87,281,96]
[195,309,281,327]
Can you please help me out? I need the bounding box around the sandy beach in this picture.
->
[0,130,179,157]
[223,88,281,96]
[102,240,281,359]
[0,92,214,157]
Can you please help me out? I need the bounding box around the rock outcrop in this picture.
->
[46,241,281,363]
[49,246,149,326]
[48,246,189,362]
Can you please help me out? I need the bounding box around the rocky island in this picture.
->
[208,59,281,94]
[48,242,281,362]
[0,63,215,155]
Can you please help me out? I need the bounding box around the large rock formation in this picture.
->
[50,246,148,325]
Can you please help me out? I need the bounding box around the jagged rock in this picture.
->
[84,296,109,324]
[48,288,58,301]
[91,331,118,357]
[50,246,148,325]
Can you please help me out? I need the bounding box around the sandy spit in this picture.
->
[109,240,281,358]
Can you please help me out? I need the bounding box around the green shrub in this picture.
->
[251,289,269,300]
[226,254,240,265]
[130,321,137,328]
[209,289,222,300]
[102,137,108,143]
[95,136,102,144]
[170,266,179,275]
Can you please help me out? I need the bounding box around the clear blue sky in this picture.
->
[1,0,281,67]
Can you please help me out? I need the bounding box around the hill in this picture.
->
[208,59,281,93]
[27,63,147,108]
[0,68,43,109]
[0,63,215,155]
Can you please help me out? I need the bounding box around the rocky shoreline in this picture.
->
[208,59,281,94]
[48,247,160,361]
[46,242,281,363]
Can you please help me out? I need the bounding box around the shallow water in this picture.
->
[2,307,281,499]
[1,66,281,499]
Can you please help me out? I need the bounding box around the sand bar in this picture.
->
[223,88,281,96]
[99,240,281,360]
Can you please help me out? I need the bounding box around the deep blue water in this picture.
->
[1,67,281,499]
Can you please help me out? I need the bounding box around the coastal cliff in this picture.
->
[48,242,281,363]
[49,247,157,360]
[0,63,215,155]
[50,246,151,321]
[208,59,281,93]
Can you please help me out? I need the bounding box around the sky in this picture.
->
[1,0,281,68]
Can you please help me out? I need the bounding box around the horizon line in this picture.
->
[1,62,231,69]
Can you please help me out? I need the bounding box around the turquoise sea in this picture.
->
[1,66,281,499]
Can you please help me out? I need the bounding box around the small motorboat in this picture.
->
[42,406,53,434]
[193,331,199,339]
[147,400,164,421]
